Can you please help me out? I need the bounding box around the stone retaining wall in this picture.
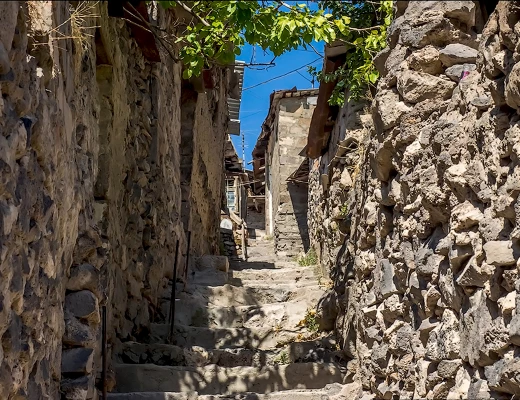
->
[0,2,228,398]
[315,1,520,398]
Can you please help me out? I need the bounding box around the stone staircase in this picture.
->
[108,236,357,399]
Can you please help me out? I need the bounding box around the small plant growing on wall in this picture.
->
[339,203,349,218]
[298,248,317,266]
[273,350,290,365]
[298,308,319,333]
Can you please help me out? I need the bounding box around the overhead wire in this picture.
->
[295,69,313,84]
[241,110,265,119]
[243,57,322,91]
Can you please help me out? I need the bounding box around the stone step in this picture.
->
[108,388,339,400]
[108,383,351,399]
[201,389,345,400]
[108,393,196,400]
[189,270,229,286]
[185,264,316,289]
[160,296,322,329]
[118,337,342,368]
[214,301,314,329]
[228,258,303,271]
[113,362,343,394]
[159,282,324,321]
[148,323,312,350]
[228,267,315,283]
[184,282,324,307]
[118,342,277,368]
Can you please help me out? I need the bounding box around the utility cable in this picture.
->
[243,57,322,91]
[241,110,265,119]
[296,69,313,84]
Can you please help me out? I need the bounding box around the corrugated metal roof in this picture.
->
[228,61,245,135]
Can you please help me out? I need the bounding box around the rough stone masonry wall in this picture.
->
[270,96,314,257]
[324,1,520,398]
[308,98,370,279]
[187,77,229,256]
[0,2,228,399]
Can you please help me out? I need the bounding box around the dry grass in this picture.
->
[70,1,100,50]
[28,1,100,49]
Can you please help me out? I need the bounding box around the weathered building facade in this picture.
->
[220,136,249,260]
[253,89,318,257]
[223,136,248,220]
[0,1,239,398]
[310,1,520,398]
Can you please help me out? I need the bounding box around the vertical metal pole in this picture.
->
[241,132,246,170]
[241,224,247,261]
[101,305,107,400]
[244,223,248,260]
[183,231,191,292]
[168,239,180,343]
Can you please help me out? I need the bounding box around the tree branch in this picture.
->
[308,43,324,58]
[124,3,180,62]
[348,25,382,32]
[277,1,294,10]
[175,1,210,27]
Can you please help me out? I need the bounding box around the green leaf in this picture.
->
[182,69,193,79]
[155,0,392,100]
[314,15,327,26]
[227,3,236,14]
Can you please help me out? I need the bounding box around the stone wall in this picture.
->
[180,76,229,257]
[308,98,370,278]
[267,95,315,257]
[318,1,520,398]
[0,2,229,398]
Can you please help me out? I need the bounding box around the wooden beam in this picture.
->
[305,56,344,159]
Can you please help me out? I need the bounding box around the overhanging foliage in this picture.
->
[157,1,392,103]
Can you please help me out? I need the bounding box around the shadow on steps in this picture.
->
[228,261,276,271]
[111,251,343,398]
[113,362,343,395]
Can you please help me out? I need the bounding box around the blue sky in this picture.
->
[231,40,325,167]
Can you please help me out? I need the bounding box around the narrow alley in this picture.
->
[3,2,520,399]
[108,229,359,399]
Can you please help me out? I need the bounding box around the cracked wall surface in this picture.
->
[0,2,228,398]
[312,1,520,398]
